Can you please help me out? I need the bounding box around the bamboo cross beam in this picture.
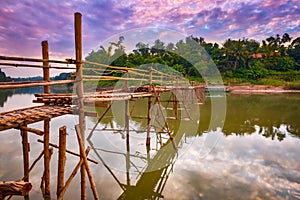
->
[19,126,44,136]
[37,139,98,164]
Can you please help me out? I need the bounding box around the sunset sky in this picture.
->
[0,0,299,77]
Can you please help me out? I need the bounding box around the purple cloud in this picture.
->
[0,0,299,77]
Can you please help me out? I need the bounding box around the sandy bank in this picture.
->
[228,85,300,94]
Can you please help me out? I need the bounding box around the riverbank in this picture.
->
[228,84,300,94]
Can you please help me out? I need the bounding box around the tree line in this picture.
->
[85,33,300,86]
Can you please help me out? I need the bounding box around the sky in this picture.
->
[0,0,299,77]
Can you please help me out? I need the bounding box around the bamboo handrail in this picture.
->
[0,62,76,70]
[0,55,70,64]
[0,80,75,89]
[83,60,148,73]
[83,75,148,81]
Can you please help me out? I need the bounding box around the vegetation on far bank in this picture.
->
[83,33,300,88]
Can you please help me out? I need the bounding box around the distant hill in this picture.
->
[0,71,73,82]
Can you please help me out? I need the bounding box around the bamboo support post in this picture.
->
[43,118,51,199]
[75,125,99,200]
[0,181,32,199]
[57,147,90,200]
[42,40,50,94]
[57,126,67,199]
[21,124,30,183]
[74,12,86,200]
[40,148,53,187]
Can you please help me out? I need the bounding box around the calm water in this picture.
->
[0,92,300,199]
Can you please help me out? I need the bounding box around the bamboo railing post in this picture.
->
[43,118,51,199]
[125,99,130,152]
[57,126,67,199]
[149,66,152,92]
[74,12,86,200]
[42,40,50,94]
[124,71,128,91]
[146,97,152,146]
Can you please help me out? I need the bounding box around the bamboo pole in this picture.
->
[0,55,68,64]
[0,80,75,89]
[148,66,152,92]
[0,62,76,69]
[37,139,98,164]
[146,96,152,146]
[87,104,112,141]
[20,124,30,183]
[75,125,99,200]
[40,147,53,198]
[125,100,130,152]
[0,181,32,199]
[43,118,51,199]
[57,126,67,199]
[42,40,50,94]
[57,147,90,200]
[74,12,87,200]
[19,126,44,136]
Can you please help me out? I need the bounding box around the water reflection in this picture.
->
[0,93,300,199]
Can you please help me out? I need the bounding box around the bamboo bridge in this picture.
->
[0,13,206,200]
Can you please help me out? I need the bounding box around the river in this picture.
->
[0,92,299,199]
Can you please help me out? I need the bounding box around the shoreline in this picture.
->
[227,85,300,94]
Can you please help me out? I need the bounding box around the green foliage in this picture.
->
[81,33,300,88]
[247,61,268,80]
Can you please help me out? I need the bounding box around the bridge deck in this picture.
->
[0,105,73,131]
